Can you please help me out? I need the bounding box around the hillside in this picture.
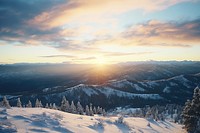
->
[0,107,186,133]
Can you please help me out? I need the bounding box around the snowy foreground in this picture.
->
[0,108,186,133]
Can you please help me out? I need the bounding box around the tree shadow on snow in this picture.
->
[88,120,105,133]
[30,114,73,133]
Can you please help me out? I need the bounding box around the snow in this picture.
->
[169,82,177,86]
[57,84,162,100]
[163,87,171,93]
[0,107,186,133]
[133,84,145,91]
[0,95,20,100]
[97,87,162,99]
[110,79,145,92]
[43,88,51,92]
[145,81,159,87]
[66,84,99,96]
[172,75,191,87]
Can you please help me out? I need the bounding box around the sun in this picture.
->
[95,57,107,65]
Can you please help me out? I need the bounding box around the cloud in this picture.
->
[0,0,198,54]
[28,0,193,29]
[0,0,64,30]
[39,54,96,62]
[0,0,67,46]
[39,55,76,58]
[103,52,154,57]
[121,18,200,47]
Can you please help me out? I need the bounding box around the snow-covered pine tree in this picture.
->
[99,107,103,114]
[2,96,11,108]
[77,101,84,115]
[97,106,100,114]
[26,100,32,108]
[85,105,90,116]
[61,96,68,112]
[182,86,200,133]
[65,100,70,112]
[45,103,49,108]
[102,109,106,116]
[145,109,153,120]
[70,101,77,114]
[35,99,40,107]
[89,103,94,116]
[39,101,43,108]
[49,103,53,109]
[17,97,22,108]
[93,106,97,114]
[52,103,57,110]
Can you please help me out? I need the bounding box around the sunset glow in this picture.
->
[0,0,200,64]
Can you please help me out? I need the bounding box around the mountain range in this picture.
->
[0,61,200,109]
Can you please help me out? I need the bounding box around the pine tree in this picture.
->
[97,106,100,114]
[93,107,97,114]
[17,98,22,108]
[77,101,84,115]
[89,103,94,116]
[52,103,57,110]
[45,103,49,108]
[85,105,90,116]
[98,107,103,114]
[182,87,200,133]
[102,109,106,116]
[61,96,68,112]
[39,101,43,108]
[70,101,77,114]
[65,100,70,112]
[26,100,32,108]
[2,96,11,108]
[49,103,53,109]
[35,99,40,108]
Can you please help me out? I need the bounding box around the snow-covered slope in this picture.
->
[61,84,162,99]
[0,107,186,133]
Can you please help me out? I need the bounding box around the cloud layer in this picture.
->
[0,0,200,63]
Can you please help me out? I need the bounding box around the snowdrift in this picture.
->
[0,107,186,133]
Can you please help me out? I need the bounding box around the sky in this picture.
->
[0,0,200,64]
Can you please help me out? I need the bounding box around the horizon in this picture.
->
[1,0,200,64]
[1,60,200,65]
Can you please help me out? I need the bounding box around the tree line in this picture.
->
[0,96,106,116]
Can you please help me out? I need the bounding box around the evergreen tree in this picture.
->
[17,98,22,108]
[97,106,100,114]
[93,107,97,114]
[52,103,57,110]
[70,101,77,114]
[61,96,68,112]
[182,87,200,133]
[77,101,84,115]
[49,103,53,109]
[99,107,103,114]
[26,100,32,108]
[45,103,49,108]
[102,109,106,116]
[2,96,11,108]
[35,99,40,108]
[39,101,43,108]
[85,105,90,116]
[89,103,94,116]
[65,100,70,112]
